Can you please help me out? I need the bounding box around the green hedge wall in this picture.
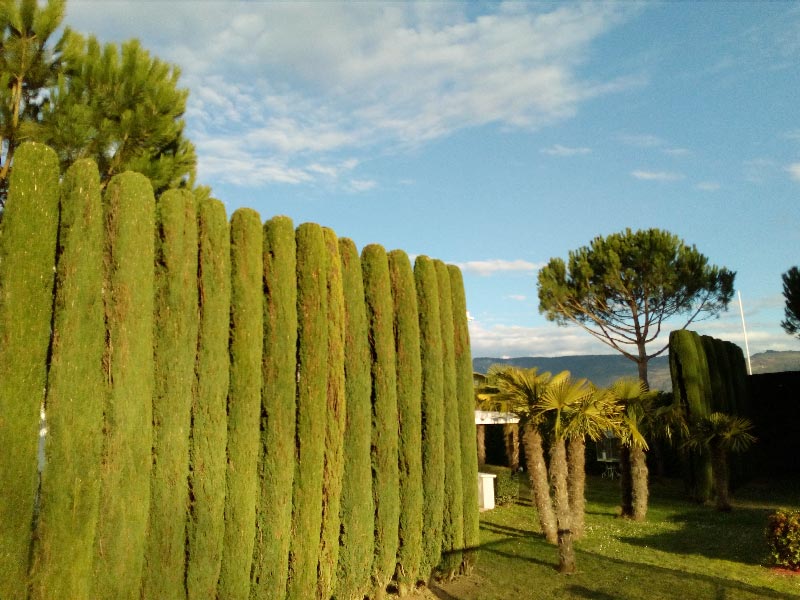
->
[187,197,230,600]
[0,144,60,599]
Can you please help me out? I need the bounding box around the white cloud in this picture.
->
[508,294,528,302]
[619,133,664,148]
[457,259,542,276]
[786,163,800,181]
[347,179,378,193]
[540,144,592,156]
[468,320,611,357]
[631,170,685,181]
[695,181,721,191]
[663,147,691,156]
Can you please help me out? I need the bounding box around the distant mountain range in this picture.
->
[473,350,800,391]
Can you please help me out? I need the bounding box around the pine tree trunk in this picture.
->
[619,446,633,518]
[504,423,520,472]
[711,444,732,512]
[631,445,649,521]
[550,439,576,574]
[477,425,486,467]
[567,436,586,540]
[521,422,557,544]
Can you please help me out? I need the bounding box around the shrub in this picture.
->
[479,465,519,506]
[767,509,800,570]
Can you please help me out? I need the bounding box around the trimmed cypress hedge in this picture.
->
[449,264,480,574]
[143,189,200,599]
[414,256,445,579]
[317,227,347,599]
[335,238,375,600]
[701,335,726,413]
[92,172,156,600]
[726,341,749,416]
[187,198,230,600]
[0,143,60,598]
[362,244,400,600]
[388,249,424,596]
[286,223,329,600]
[251,215,297,599]
[218,208,263,600]
[435,260,464,577]
[31,160,104,599]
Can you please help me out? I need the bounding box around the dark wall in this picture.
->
[747,371,800,478]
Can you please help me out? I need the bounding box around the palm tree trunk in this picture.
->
[619,446,633,518]
[631,445,649,521]
[521,422,557,544]
[567,436,585,540]
[550,438,576,574]
[711,443,731,512]
[504,423,519,471]
[476,425,486,466]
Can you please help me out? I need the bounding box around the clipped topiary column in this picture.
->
[449,264,480,574]
[30,160,104,600]
[286,222,329,600]
[92,172,156,600]
[388,249,424,596]
[317,227,347,599]
[335,238,375,600]
[0,143,60,599]
[186,198,230,600]
[362,244,400,600]
[143,189,200,599]
[251,215,297,599]
[414,256,445,580]
[435,259,464,578]
[218,208,263,600]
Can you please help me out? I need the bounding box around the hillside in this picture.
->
[473,350,800,392]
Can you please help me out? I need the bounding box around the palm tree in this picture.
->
[684,413,755,511]
[484,366,557,544]
[610,378,656,521]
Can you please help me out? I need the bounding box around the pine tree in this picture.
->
[388,249,424,596]
[92,171,156,600]
[435,260,463,578]
[317,228,346,599]
[218,209,263,600]
[414,256,445,580]
[362,244,400,600]
[449,264,480,573]
[335,238,374,600]
[186,197,230,600]
[286,223,328,600]
[0,143,60,598]
[251,215,297,599]
[30,159,104,599]
[143,189,199,599]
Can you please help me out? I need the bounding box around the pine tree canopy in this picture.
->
[781,266,800,339]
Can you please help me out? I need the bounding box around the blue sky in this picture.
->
[66,1,800,359]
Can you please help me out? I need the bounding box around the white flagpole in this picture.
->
[738,290,752,375]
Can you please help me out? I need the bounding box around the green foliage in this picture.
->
[669,330,711,418]
[335,238,374,600]
[362,243,400,598]
[30,159,104,600]
[781,266,800,339]
[92,171,155,599]
[0,143,60,598]
[414,255,445,577]
[388,249,424,593]
[251,215,297,599]
[218,208,263,600]
[318,227,346,599]
[538,228,735,386]
[286,222,328,600]
[41,33,196,195]
[479,465,519,506]
[449,264,480,572]
[143,189,199,599]
[187,197,230,600]
[767,509,800,570]
[435,259,464,577]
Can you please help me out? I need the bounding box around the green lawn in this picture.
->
[433,475,800,600]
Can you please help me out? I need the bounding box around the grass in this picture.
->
[432,475,800,600]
